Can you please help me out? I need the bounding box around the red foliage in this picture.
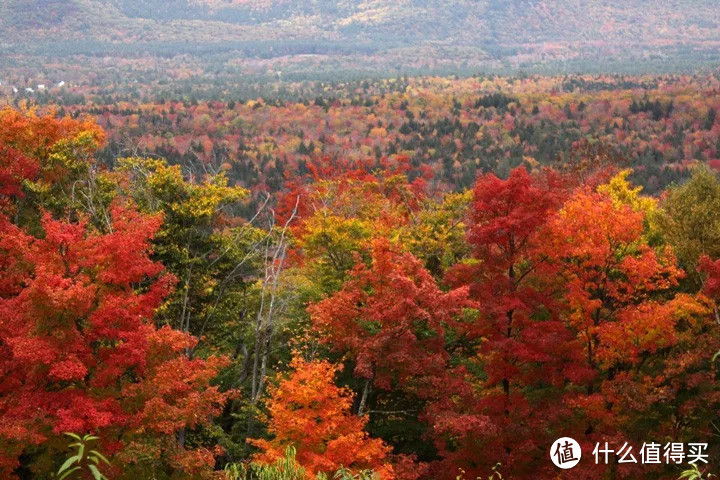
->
[437,167,581,478]
[0,205,230,476]
[0,146,37,210]
[539,188,715,479]
[699,255,720,299]
[0,110,230,478]
[310,238,469,391]
[276,156,429,236]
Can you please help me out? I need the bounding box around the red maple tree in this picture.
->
[0,109,230,478]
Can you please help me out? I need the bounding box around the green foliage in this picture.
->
[401,190,471,277]
[115,156,271,461]
[117,156,259,335]
[56,433,111,480]
[679,464,716,480]
[332,467,380,480]
[656,166,720,288]
[302,213,374,293]
[224,446,306,480]
[455,463,504,480]
[224,447,380,480]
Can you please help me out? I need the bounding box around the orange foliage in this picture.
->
[250,356,397,479]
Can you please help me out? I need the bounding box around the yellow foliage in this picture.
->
[118,157,248,221]
[597,169,657,215]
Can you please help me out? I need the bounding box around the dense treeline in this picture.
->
[6,75,719,206]
[88,74,720,198]
[0,101,719,480]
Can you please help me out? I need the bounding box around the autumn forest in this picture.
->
[3,2,720,476]
[0,70,719,480]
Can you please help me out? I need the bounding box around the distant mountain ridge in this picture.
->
[2,0,720,74]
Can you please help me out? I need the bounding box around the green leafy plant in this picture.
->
[487,463,504,480]
[57,433,111,480]
[225,446,307,480]
[225,447,380,480]
[679,464,717,480]
[455,463,504,480]
[332,467,380,480]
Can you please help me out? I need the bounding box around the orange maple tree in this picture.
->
[250,356,397,479]
[541,187,715,478]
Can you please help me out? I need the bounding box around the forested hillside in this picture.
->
[2,0,720,76]
[6,0,720,47]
